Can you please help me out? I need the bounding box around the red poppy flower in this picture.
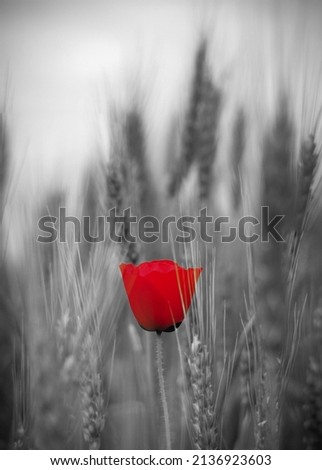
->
[119,260,202,333]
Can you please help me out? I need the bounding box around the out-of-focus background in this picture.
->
[1,0,322,450]
[1,0,322,262]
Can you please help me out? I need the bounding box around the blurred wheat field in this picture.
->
[1,0,322,450]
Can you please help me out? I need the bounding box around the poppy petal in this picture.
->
[120,260,202,332]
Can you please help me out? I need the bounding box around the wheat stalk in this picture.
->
[288,134,319,301]
[168,39,207,196]
[230,109,246,212]
[187,334,218,450]
[303,301,322,449]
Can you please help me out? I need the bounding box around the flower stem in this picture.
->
[155,332,171,450]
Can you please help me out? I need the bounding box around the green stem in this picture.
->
[155,332,171,450]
